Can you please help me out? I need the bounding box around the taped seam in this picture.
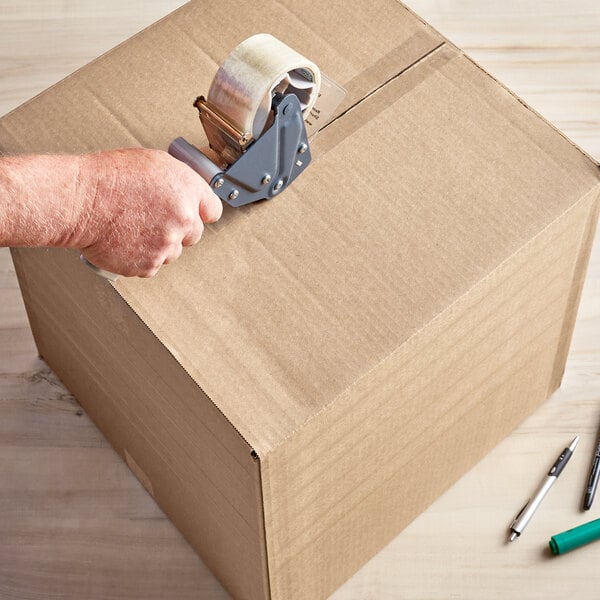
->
[319,41,446,136]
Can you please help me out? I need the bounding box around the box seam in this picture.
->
[318,41,446,137]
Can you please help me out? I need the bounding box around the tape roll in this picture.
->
[204,33,321,163]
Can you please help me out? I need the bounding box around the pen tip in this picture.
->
[570,435,580,451]
[509,532,518,542]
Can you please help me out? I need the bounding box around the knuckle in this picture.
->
[165,196,196,229]
[178,162,200,185]
[160,228,181,249]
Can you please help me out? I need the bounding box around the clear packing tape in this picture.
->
[202,33,345,164]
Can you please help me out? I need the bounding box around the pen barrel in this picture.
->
[583,442,600,510]
[549,518,600,555]
[585,460,600,496]
[512,477,555,534]
[510,438,578,539]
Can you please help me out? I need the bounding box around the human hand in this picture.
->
[75,148,222,277]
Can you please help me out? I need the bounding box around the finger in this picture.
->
[182,215,204,246]
[80,248,123,277]
[198,188,223,224]
[163,243,183,265]
[137,258,162,278]
[139,266,161,278]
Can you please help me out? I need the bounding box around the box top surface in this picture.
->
[1,0,598,454]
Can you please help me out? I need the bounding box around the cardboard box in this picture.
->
[1,1,599,599]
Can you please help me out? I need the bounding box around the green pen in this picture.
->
[549,518,600,555]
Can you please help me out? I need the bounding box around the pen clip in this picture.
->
[511,500,530,527]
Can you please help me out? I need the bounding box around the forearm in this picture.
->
[0,154,88,248]
[0,148,222,278]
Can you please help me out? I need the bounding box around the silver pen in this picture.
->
[509,436,579,542]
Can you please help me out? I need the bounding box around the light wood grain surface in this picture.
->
[1,1,599,599]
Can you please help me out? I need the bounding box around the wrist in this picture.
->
[63,153,103,249]
[62,152,121,250]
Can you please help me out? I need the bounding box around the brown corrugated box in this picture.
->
[1,1,599,599]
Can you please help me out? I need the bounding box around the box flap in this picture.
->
[1,0,598,456]
[0,0,443,152]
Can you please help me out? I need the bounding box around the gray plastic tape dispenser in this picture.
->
[82,34,327,280]
[169,33,322,208]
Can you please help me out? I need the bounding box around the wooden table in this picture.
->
[1,2,599,598]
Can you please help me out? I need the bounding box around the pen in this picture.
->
[509,436,579,542]
[583,422,600,510]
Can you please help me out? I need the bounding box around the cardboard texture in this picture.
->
[1,1,599,599]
